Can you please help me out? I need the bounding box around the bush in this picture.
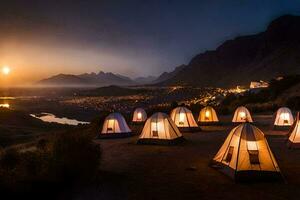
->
[0,148,20,170]
[171,101,179,109]
[50,131,101,182]
[0,128,101,195]
[286,96,300,111]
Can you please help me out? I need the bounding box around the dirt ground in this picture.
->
[75,115,300,200]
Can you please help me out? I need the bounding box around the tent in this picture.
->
[198,106,219,124]
[211,123,282,181]
[232,106,253,123]
[274,107,294,128]
[170,107,199,131]
[99,112,132,138]
[132,108,147,122]
[137,112,184,145]
[288,112,300,148]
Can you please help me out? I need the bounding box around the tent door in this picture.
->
[248,150,260,164]
[152,130,158,137]
[224,146,234,162]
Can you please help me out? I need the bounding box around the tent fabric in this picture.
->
[288,112,300,148]
[132,108,147,122]
[198,106,219,123]
[101,112,131,135]
[212,123,281,180]
[139,112,183,141]
[274,107,294,126]
[232,106,253,123]
[170,107,198,128]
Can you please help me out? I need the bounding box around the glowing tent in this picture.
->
[232,106,253,123]
[211,123,282,181]
[198,106,219,124]
[274,107,294,128]
[170,107,199,131]
[288,112,300,148]
[132,108,147,122]
[100,112,132,138]
[138,112,184,145]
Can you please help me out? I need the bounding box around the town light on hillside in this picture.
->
[0,103,9,108]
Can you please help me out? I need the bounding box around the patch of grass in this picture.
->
[286,96,300,110]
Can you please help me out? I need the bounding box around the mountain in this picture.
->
[78,71,135,85]
[134,76,157,84]
[0,108,68,147]
[134,65,186,84]
[36,74,88,86]
[37,71,135,87]
[161,15,300,87]
[153,65,186,83]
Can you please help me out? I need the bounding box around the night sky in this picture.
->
[1,0,300,84]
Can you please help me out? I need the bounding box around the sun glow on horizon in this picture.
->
[2,66,11,75]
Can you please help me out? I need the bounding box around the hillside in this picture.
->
[134,76,157,84]
[153,65,186,84]
[37,71,136,87]
[37,74,88,86]
[79,85,148,96]
[218,75,300,113]
[0,108,69,147]
[161,15,300,87]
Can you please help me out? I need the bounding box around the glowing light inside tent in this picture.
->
[280,112,290,124]
[205,110,210,118]
[0,103,9,108]
[151,121,160,137]
[107,119,115,130]
[137,112,142,120]
[239,111,246,120]
[247,141,258,151]
[151,121,158,131]
[179,112,185,123]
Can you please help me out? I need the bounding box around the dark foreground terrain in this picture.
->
[71,115,300,200]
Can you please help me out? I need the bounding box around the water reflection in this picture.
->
[30,113,89,126]
[0,97,15,100]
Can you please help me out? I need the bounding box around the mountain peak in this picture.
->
[37,71,135,87]
[267,15,300,30]
[161,15,300,87]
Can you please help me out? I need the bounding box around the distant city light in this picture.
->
[0,103,10,108]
